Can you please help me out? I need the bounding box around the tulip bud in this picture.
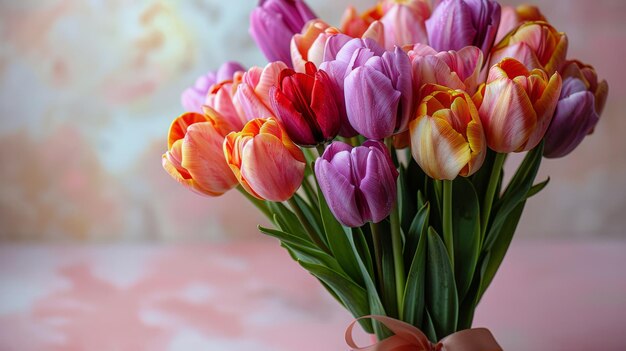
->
[543,60,608,158]
[181,61,245,113]
[236,61,288,121]
[426,0,501,55]
[342,44,413,139]
[410,84,486,180]
[410,44,484,95]
[291,20,341,72]
[473,58,562,153]
[271,62,341,146]
[224,118,306,202]
[490,21,567,74]
[495,5,546,43]
[315,140,398,227]
[250,0,317,66]
[162,112,238,196]
[379,0,430,50]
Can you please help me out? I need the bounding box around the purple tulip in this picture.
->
[250,0,316,66]
[543,61,608,158]
[315,141,398,227]
[181,61,245,113]
[426,0,501,55]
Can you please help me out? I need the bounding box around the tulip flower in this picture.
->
[378,0,430,50]
[236,61,288,121]
[473,58,562,153]
[426,0,501,55]
[410,84,486,180]
[162,112,238,196]
[203,71,249,137]
[337,43,413,139]
[544,60,608,158]
[490,21,567,74]
[250,0,317,66]
[315,140,398,227]
[339,4,383,39]
[320,36,388,138]
[224,118,306,202]
[410,44,483,95]
[181,61,245,113]
[291,20,340,72]
[495,5,546,43]
[270,62,341,146]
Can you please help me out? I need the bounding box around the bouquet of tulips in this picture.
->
[163,0,608,347]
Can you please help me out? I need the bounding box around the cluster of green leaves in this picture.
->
[253,142,547,342]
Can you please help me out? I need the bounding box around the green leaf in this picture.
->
[267,202,308,240]
[425,227,458,339]
[405,202,430,270]
[484,143,543,251]
[402,208,428,326]
[298,261,373,333]
[347,231,388,337]
[527,177,550,198]
[451,178,481,301]
[260,224,314,250]
[422,309,438,343]
[352,227,374,282]
[314,175,364,286]
[398,165,417,236]
[293,193,323,234]
[478,200,526,300]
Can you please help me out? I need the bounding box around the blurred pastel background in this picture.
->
[0,0,625,350]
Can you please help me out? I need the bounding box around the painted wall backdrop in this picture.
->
[0,0,624,242]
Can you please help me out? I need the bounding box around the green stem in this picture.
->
[390,202,405,319]
[237,186,272,219]
[481,153,506,241]
[442,179,454,269]
[316,144,326,158]
[287,197,331,254]
[370,222,385,298]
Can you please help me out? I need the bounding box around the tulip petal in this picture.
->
[181,122,237,196]
[345,66,401,139]
[241,133,305,202]
[315,159,363,227]
[525,71,561,150]
[478,78,536,153]
[271,86,317,145]
[360,149,397,223]
[236,83,275,121]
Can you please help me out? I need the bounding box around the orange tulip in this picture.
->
[162,112,238,196]
[223,118,306,202]
[490,21,567,74]
[410,84,486,180]
[495,5,546,43]
[291,19,340,72]
[473,58,562,153]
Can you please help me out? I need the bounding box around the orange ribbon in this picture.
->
[346,316,503,351]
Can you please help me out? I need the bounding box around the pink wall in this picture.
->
[0,0,624,241]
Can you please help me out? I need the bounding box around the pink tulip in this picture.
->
[495,5,546,43]
[235,61,288,121]
[490,21,567,74]
[162,112,238,196]
[379,0,431,50]
[223,118,306,202]
[291,20,341,72]
[410,44,483,95]
[181,61,245,113]
[473,58,562,153]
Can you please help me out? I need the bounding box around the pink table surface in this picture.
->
[0,239,625,351]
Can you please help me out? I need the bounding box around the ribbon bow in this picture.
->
[346,316,503,351]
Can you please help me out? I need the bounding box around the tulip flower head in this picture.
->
[291,20,341,72]
[426,0,501,55]
[410,44,484,95]
[315,140,399,227]
[495,5,546,43]
[250,0,317,66]
[163,112,238,197]
[236,61,289,121]
[410,84,486,180]
[224,118,306,202]
[379,0,431,50]
[339,4,384,39]
[490,21,567,74]
[473,58,562,153]
[181,61,245,113]
[543,60,608,158]
[271,62,341,146]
